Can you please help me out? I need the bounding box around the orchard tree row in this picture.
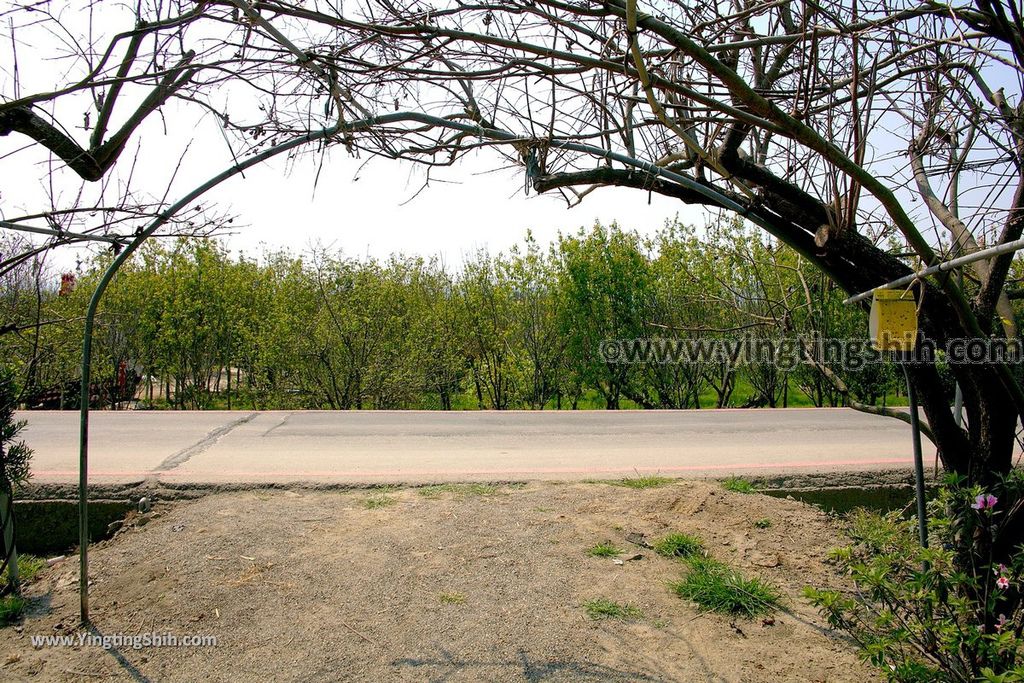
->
[1,220,901,412]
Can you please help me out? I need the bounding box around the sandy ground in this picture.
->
[2,481,877,682]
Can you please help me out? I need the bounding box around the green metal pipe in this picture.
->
[76,119,349,623]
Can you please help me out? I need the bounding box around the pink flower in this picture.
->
[994,564,1008,576]
[996,576,1010,590]
[972,493,998,510]
[996,614,1008,632]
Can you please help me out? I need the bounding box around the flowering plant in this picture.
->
[806,472,1023,682]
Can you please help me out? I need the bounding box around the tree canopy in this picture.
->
[2,0,1024,481]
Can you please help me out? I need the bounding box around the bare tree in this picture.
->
[2,0,1024,490]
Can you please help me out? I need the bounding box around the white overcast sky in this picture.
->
[0,0,713,274]
[1,103,704,272]
[151,143,704,264]
[1,102,708,273]
[2,1,1013,276]
[0,4,704,274]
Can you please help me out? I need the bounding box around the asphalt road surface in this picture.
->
[18,409,935,486]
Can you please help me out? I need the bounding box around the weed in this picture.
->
[0,596,25,626]
[583,598,643,620]
[721,477,756,494]
[0,555,45,593]
[608,475,673,490]
[654,533,704,559]
[418,483,498,498]
[753,518,773,529]
[364,495,397,509]
[439,592,466,605]
[588,542,623,557]
[671,557,780,617]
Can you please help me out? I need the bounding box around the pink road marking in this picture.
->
[32,456,914,480]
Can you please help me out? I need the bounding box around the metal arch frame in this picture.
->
[74,111,804,623]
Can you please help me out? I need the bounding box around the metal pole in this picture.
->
[843,236,1024,305]
[901,362,929,549]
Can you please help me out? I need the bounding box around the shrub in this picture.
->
[0,366,32,596]
[721,476,755,494]
[805,473,1024,682]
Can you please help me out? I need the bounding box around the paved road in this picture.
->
[19,409,934,486]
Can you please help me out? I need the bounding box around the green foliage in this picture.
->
[1,221,900,413]
[417,483,498,498]
[0,366,31,488]
[754,518,773,529]
[670,556,781,617]
[0,555,44,593]
[0,595,25,625]
[654,533,704,559]
[607,474,673,489]
[583,598,643,620]
[806,475,1024,682]
[363,494,397,509]
[587,542,623,557]
[721,476,756,494]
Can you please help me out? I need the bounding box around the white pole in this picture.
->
[843,237,1024,305]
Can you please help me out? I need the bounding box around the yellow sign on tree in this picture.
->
[869,289,918,351]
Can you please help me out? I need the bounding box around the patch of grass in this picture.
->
[608,474,673,489]
[364,494,397,509]
[653,533,704,559]
[670,556,780,618]
[721,476,756,494]
[418,483,498,498]
[0,595,26,625]
[753,518,773,529]
[439,592,465,605]
[0,555,45,593]
[587,542,623,557]
[583,598,643,620]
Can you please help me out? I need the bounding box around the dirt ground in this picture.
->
[2,481,878,682]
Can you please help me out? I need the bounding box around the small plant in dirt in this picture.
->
[588,542,623,557]
[439,592,466,605]
[805,473,1024,682]
[0,555,44,625]
[654,533,704,559]
[753,518,772,529]
[721,477,756,494]
[671,556,780,617]
[0,555,43,593]
[364,495,397,509]
[583,598,643,620]
[0,595,25,626]
[609,474,673,490]
[418,483,498,498]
